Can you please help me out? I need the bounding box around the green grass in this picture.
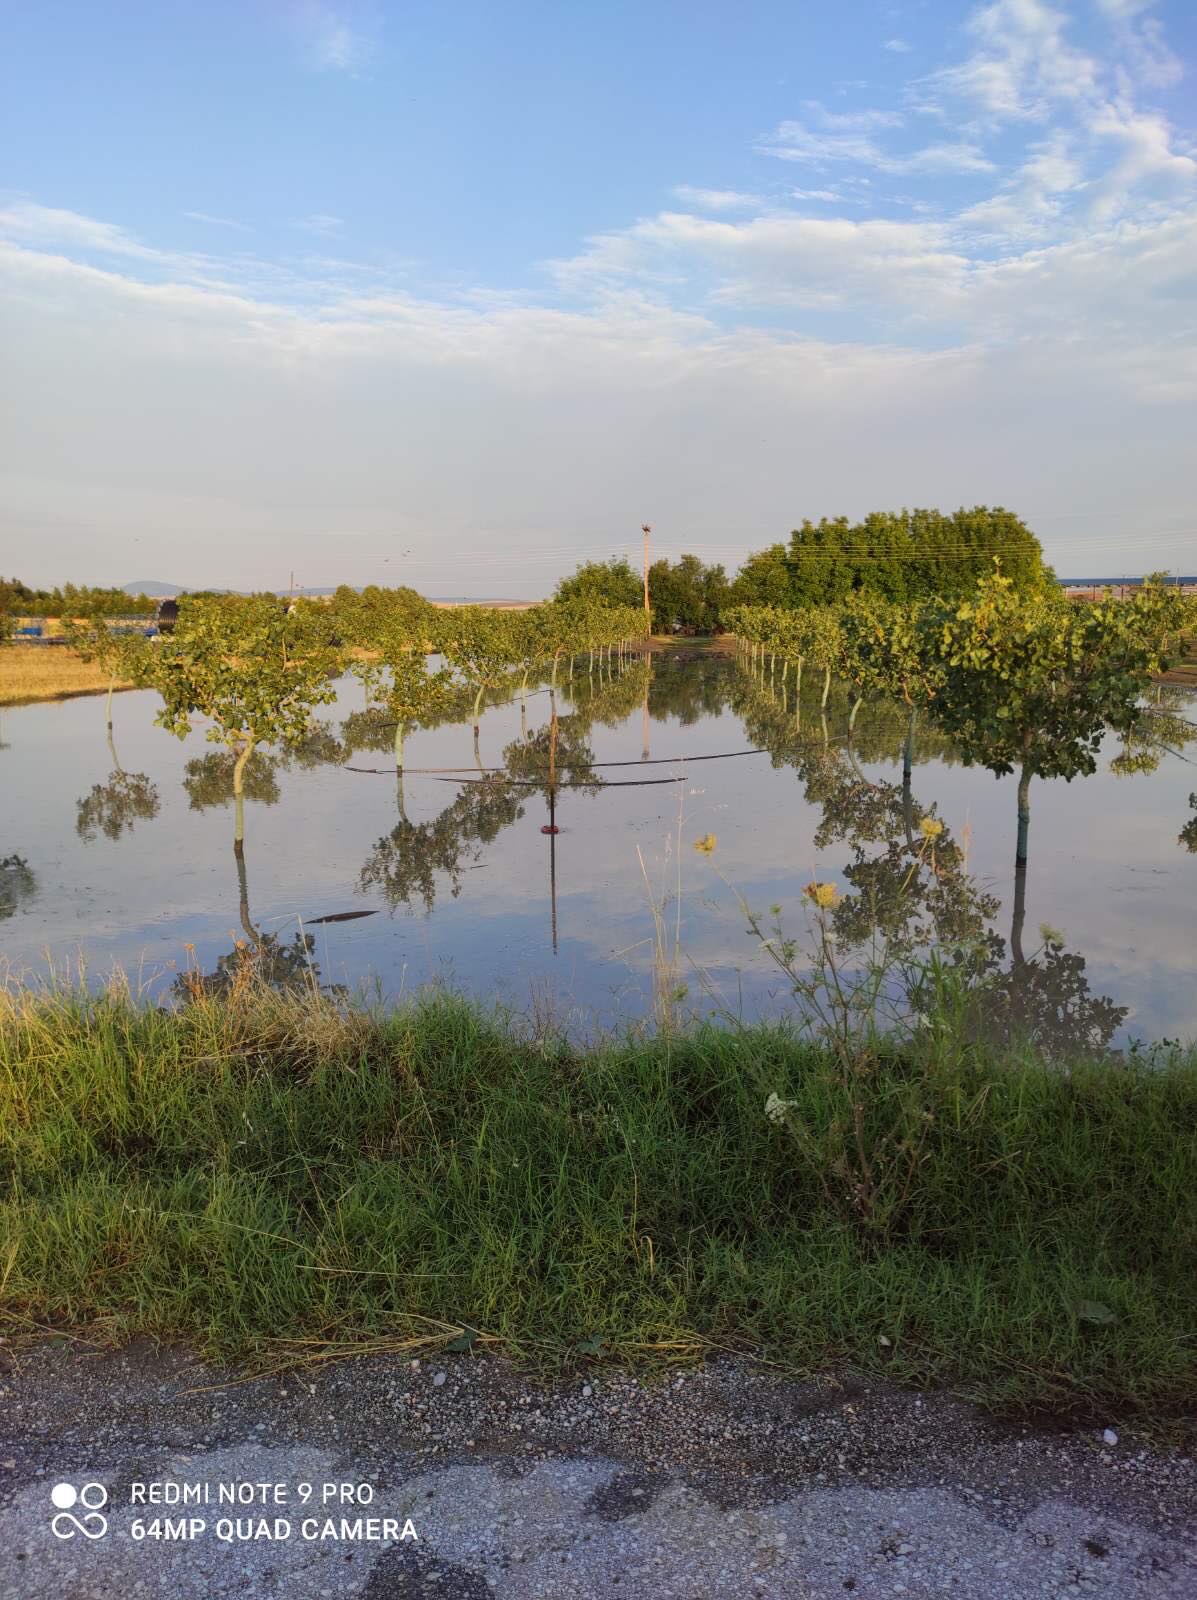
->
[2,976,1196,1418]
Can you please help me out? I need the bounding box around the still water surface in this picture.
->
[2,653,1195,1046]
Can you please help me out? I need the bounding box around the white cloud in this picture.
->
[671,187,762,212]
[956,132,1083,236]
[1086,101,1196,220]
[916,0,1099,122]
[0,201,164,262]
[884,38,913,54]
[1,200,1194,590]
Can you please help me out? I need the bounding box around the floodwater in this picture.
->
[2,652,1195,1049]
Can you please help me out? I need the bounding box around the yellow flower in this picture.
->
[804,881,838,909]
[693,833,717,854]
[919,817,944,839]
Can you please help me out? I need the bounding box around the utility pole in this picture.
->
[641,524,652,636]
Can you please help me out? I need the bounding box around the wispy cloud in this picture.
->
[761,117,994,175]
[671,187,762,212]
[183,211,253,233]
[295,213,345,236]
[293,3,376,74]
[884,38,913,54]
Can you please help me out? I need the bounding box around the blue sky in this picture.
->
[2,0,1195,592]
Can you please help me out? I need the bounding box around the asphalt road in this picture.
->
[2,1340,1194,1598]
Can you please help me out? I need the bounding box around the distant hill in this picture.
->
[122,580,185,597]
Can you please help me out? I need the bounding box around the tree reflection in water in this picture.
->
[359,776,527,913]
[732,659,1132,1059]
[0,853,36,921]
[75,729,161,842]
[1182,794,1197,853]
[173,837,329,999]
[183,749,282,811]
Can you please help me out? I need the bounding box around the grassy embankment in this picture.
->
[2,976,1195,1419]
[0,645,136,707]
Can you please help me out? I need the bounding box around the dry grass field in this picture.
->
[0,646,135,707]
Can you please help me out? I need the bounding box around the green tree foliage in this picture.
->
[0,578,157,618]
[731,507,1050,609]
[335,586,454,770]
[918,573,1191,867]
[152,594,342,844]
[647,554,730,632]
[553,557,641,610]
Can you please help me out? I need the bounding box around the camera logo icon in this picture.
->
[50,1481,109,1539]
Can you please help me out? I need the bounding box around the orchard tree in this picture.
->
[152,594,342,849]
[920,572,1191,871]
[62,614,156,729]
[338,587,455,779]
[838,594,943,777]
[435,605,522,768]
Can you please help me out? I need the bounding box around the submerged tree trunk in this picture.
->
[472,683,485,735]
[1016,764,1032,869]
[848,695,863,733]
[1011,864,1028,968]
[105,674,116,731]
[821,666,831,708]
[393,720,405,773]
[235,841,262,950]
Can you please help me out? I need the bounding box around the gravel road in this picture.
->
[1,1339,1193,1598]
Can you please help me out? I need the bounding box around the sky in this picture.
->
[1,0,1195,595]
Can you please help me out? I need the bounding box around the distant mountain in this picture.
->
[122,580,185,597]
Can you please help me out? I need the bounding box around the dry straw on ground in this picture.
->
[0,647,136,706]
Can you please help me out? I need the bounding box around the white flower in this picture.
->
[765,1092,799,1124]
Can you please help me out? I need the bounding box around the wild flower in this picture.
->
[919,817,944,839]
[804,881,838,909]
[765,1092,799,1124]
[693,833,717,854]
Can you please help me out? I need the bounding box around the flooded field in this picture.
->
[2,651,1194,1046]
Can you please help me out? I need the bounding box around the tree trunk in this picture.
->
[232,739,256,852]
[1016,764,1031,869]
[902,708,917,791]
[821,666,831,708]
[1011,864,1028,967]
[472,683,485,735]
[235,839,262,950]
[106,674,115,730]
[393,720,405,773]
[848,695,862,733]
